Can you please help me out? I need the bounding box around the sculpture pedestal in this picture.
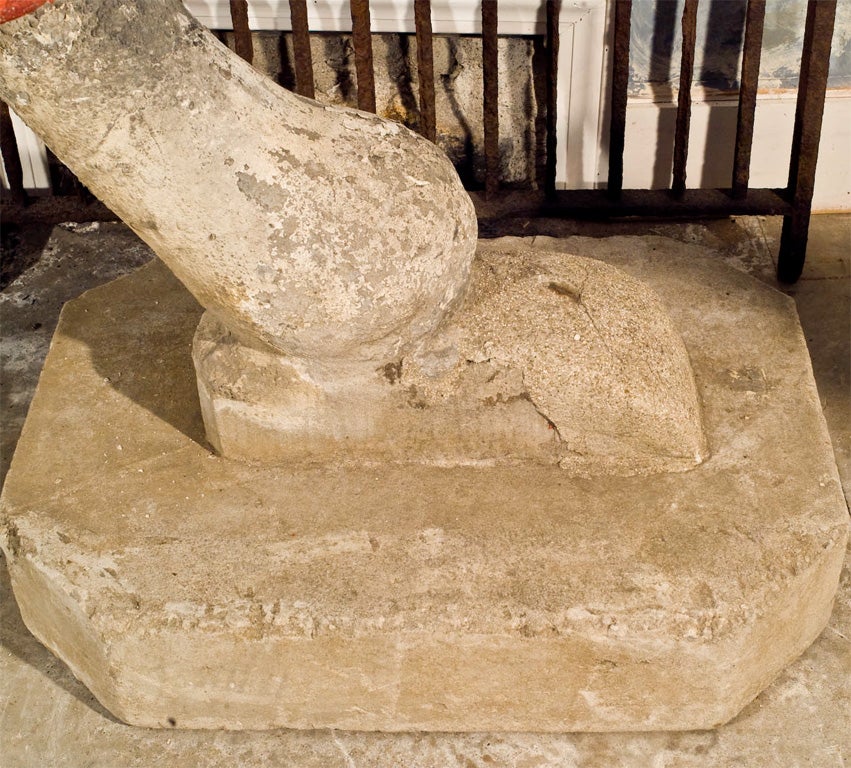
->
[1,238,847,732]
[192,248,707,476]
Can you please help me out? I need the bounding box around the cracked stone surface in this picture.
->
[196,248,707,475]
[1,218,849,765]
[1,235,846,734]
[0,0,708,480]
[0,0,478,362]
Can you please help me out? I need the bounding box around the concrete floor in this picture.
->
[0,210,848,766]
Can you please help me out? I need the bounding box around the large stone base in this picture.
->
[1,238,847,732]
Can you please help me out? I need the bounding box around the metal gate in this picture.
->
[0,0,838,283]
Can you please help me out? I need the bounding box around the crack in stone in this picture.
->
[552,270,671,396]
[518,375,562,443]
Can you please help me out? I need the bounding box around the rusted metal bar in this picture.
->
[544,0,560,196]
[289,0,315,99]
[414,0,436,142]
[777,0,836,283]
[471,187,792,235]
[731,0,765,198]
[671,0,698,197]
[350,0,376,113]
[228,0,254,64]
[607,0,632,197]
[0,100,26,204]
[482,0,499,197]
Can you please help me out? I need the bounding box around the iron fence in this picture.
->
[0,0,838,283]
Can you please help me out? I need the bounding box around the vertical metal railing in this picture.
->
[228,0,254,63]
[607,0,631,198]
[2,0,835,283]
[289,0,315,98]
[140,0,851,282]
[595,0,836,282]
[671,0,698,197]
[414,0,436,142]
[350,0,377,113]
[778,0,837,283]
[481,1,500,198]
[731,0,766,199]
[544,0,561,196]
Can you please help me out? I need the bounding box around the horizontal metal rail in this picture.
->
[472,188,793,234]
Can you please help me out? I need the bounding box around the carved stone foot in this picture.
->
[195,247,708,476]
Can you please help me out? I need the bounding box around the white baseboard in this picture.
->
[187,0,551,34]
[612,89,850,211]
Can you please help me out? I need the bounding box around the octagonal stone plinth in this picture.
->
[1,237,847,732]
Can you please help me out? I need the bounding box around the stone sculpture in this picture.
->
[1,0,848,735]
[0,0,706,475]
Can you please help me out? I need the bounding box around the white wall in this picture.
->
[614,90,851,211]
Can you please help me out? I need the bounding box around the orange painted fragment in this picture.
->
[0,0,53,24]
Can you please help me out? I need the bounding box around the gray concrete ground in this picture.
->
[0,212,848,766]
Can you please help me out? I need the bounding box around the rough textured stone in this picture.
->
[2,222,849,766]
[0,0,478,362]
[405,248,707,475]
[195,249,706,475]
[1,240,846,732]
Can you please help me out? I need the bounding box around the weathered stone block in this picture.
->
[1,238,847,732]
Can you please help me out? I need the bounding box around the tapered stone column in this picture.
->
[0,0,477,363]
[0,0,489,461]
